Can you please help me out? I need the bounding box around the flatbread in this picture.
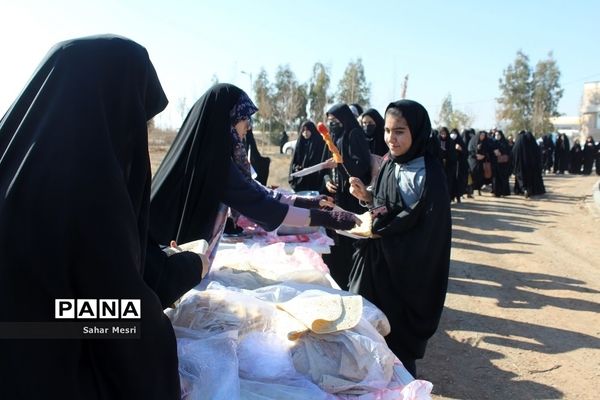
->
[277,290,363,337]
[342,211,373,238]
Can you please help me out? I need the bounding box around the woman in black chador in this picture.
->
[582,135,596,175]
[149,84,356,265]
[347,100,451,377]
[468,131,494,195]
[437,127,458,202]
[321,103,372,289]
[569,138,583,174]
[450,129,468,202]
[492,130,512,197]
[0,35,187,399]
[288,121,327,192]
[553,133,570,174]
[512,131,545,197]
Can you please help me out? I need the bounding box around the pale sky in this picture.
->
[2,0,599,131]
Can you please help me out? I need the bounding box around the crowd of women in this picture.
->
[0,35,452,398]
[291,116,600,204]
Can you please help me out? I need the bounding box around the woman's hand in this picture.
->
[349,177,373,203]
[323,157,338,170]
[325,181,338,194]
[476,154,485,160]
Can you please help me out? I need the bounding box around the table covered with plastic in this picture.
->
[167,243,433,400]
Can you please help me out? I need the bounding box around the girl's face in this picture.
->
[301,127,311,139]
[384,114,412,157]
[234,117,251,139]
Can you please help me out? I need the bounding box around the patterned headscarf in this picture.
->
[230,92,258,179]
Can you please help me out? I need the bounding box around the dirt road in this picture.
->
[421,174,600,399]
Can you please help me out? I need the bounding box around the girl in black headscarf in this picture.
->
[492,130,512,196]
[468,131,494,195]
[0,35,184,399]
[360,108,388,156]
[288,121,327,192]
[347,100,451,377]
[149,84,356,267]
[321,103,372,289]
[512,131,546,197]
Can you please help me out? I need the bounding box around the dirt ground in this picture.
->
[150,140,600,399]
[422,174,600,400]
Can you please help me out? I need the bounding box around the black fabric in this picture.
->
[244,129,270,185]
[541,134,555,172]
[553,134,570,173]
[0,35,180,399]
[289,121,326,192]
[349,100,451,361]
[321,104,371,290]
[596,142,600,175]
[512,131,545,196]
[150,84,243,244]
[582,137,596,175]
[323,103,371,212]
[436,128,457,202]
[453,132,469,199]
[569,141,583,174]
[492,132,511,196]
[467,132,494,190]
[361,108,387,156]
[350,154,451,360]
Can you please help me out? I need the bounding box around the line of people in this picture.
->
[542,133,600,176]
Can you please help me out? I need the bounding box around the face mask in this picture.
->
[328,121,344,137]
[450,133,458,140]
[363,124,375,138]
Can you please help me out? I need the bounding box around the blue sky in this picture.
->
[2,0,599,130]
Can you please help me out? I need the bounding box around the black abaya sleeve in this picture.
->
[144,236,202,308]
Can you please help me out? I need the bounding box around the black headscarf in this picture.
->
[150,83,245,244]
[289,121,326,192]
[327,103,362,136]
[385,100,432,164]
[361,108,387,156]
[0,35,180,398]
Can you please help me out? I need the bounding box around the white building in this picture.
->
[580,81,600,141]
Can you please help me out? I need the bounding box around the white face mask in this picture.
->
[450,133,458,140]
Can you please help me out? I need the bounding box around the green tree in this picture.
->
[308,62,331,122]
[253,68,275,133]
[336,58,370,106]
[531,52,563,135]
[273,64,306,131]
[436,94,474,130]
[497,50,533,133]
